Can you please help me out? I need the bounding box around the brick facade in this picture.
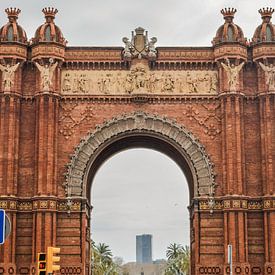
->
[0,6,275,275]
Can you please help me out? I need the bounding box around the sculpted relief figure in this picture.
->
[35,60,58,91]
[221,60,244,92]
[259,62,275,91]
[203,73,218,93]
[0,63,20,91]
[78,74,89,93]
[61,68,218,95]
[162,73,174,92]
[187,72,198,93]
[62,73,72,92]
[131,66,148,93]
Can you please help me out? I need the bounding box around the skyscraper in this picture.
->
[136,234,153,263]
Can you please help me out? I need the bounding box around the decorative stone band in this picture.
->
[0,198,83,212]
[0,44,27,60]
[199,198,275,211]
[64,111,216,199]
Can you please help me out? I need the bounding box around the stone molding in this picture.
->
[61,64,218,96]
[199,197,275,211]
[0,198,83,212]
[64,111,216,199]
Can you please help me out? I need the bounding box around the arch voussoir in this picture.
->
[64,111,216,199]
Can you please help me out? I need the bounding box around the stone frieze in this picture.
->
[61,64,218,95]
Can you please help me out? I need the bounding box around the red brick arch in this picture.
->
[64,111,216,201]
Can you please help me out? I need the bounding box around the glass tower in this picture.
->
[136,234,153,263]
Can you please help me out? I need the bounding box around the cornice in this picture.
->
[198,196,275,212]
[0,196,87,212]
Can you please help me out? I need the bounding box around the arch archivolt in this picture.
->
[64,111,216,199]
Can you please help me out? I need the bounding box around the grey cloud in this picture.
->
[1,0,274,46]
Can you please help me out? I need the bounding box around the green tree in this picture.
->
[91,241,122,275]
[165,243,190,275]
[96,243,113,264]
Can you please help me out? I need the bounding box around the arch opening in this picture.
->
[86,134,194,203]
[91,148,190,263]
[65,112,216,204]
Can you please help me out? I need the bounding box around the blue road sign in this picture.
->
[0,209,5,244]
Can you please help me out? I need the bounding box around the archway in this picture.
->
[91,148,190,264]
[65,111,216,200]
[64,111,217,273]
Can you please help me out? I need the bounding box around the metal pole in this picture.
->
[228,244,233,275]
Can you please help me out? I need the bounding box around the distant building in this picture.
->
[122,261,167,275]
[136,234,153,263]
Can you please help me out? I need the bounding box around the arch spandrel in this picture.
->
[64,111,216,200]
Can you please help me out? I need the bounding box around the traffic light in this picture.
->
[37,253,47,275]
[47,246,61,273]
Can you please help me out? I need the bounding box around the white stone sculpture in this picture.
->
[122,37,133,59]
[35,60,58,91]
[61,67,218,95]
[0,63,20,91]
[221,60,244,92]
[259,62,275,91]
[147,37,157,59]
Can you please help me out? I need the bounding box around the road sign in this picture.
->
[0,210,11,245]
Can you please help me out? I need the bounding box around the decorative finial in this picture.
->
[258,7,274,21]
[135,27,145,35]
[42,7,58,21]
[221,8,237,21]
[5,8,21,22]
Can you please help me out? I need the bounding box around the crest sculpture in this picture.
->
[122,27,157,60]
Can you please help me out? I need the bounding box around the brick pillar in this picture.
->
[0,73,22,273]
[221,93,250,273]
[260,94,275,274]
[259,95,274,196]
[31,92,60,271]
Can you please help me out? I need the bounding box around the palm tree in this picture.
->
[91,241,120,275]
[166,243,184,260]
[181,245,190,275]
[165,243,190,275]
[96,243,113,264]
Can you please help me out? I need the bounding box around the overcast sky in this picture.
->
[0,0,274,46]
[92,149,189,262]
[1,0,274,263]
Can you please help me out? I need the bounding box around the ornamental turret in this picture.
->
[31,7,66,62]
[212,8,246,46]
[32,8,66,46]
[31,7,66,93]
[212,8,247,63]
[0,8,27,44]
[0,8,27,61]
[0,8,27,93]
[212,8,247,93]
[251,7,275,93]
[253,8,275,43]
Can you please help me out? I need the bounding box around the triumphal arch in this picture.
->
[0,6,275,275]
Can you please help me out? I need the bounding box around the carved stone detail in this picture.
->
[61,64,218,95]
[259,62,275,92]
[221,60,244,92]
[183,104,221,139]
[122,27,157,60]
[34,59,58,91]
[59,104,95,139]
[64,112,217,199]
[0,62,20,92]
